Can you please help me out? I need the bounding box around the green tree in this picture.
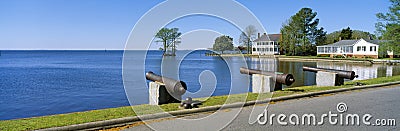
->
[352,30,376,40]
[339,27,353,40]
[213,35,234,54]
[280,8,326,56]
[376,0,400,56]
[322,30,376,45]
[239,25,257,54]
[155,28,182,56]
[324,31,341,44]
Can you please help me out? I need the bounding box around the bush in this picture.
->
[317,54,329,57]
[333,55,345,58]
[364,56,373,59]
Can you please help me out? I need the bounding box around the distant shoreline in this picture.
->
[207,54,400,64]
[0,49,201,51]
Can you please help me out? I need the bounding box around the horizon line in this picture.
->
[0,49,211,51]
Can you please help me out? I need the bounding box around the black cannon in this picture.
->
[146,71,187,100]
[302,66,358,80]
[240,67,295,86]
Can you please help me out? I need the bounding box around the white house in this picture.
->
[317,38,380,58]
[252,33,281,55]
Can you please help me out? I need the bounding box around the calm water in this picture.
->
[1,50,399,120]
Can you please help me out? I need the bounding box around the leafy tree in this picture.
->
[352,30,376,40]
[280,8,326,56]
[324,31,341,44]
[155,28,182,56]
[315,29,327,46]
[280,22,298,55]
[322,30,376,45]
[213,35,234,54]
[376,0,400,56]
[239,25,257,54]
[339,27,353,40]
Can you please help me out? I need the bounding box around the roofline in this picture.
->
[317,45,355,47]
[316,38,383,47]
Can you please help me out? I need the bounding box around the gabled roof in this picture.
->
[254,34,281,42]
[318,38,383,47]
[365,39,389,45]
[321,40,359,47]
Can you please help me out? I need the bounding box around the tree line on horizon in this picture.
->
[155,0,400,57]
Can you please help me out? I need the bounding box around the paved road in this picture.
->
[124,86,399,131]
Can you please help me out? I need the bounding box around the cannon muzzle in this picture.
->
[146,72,187,96]
[302,66,358,80]
[240,67,295,86]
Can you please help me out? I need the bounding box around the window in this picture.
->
[370,46,376,52]
[317,47,323,53]
[346,46,353,53]
[326,47,330,53]
[253,48,256,51]
[357,46,366,52]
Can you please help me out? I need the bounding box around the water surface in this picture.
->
[1,50,399,120]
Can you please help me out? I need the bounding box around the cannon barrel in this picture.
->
[145,71,187,96]
[240,67,295,86]
[302,66,358,80]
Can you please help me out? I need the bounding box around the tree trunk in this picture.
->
[172,42,176,56]
[247,39,251,54]
[163,40,167,55]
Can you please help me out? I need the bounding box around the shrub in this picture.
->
[364,56,373,59]
[333,55,345,58]
[317,54,329,57]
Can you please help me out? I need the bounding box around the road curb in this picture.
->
[38,81,400,131]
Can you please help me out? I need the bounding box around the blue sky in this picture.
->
[0,0,391,50]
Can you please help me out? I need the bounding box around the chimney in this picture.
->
[339,37,342,41]
[258,33,260,39]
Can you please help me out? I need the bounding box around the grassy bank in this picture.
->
[2,75,400,130]
[276,55,376,62]
[209,54,377,63]
[208,53,400,62]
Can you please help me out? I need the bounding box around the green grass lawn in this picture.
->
[380,58,400,60]
[1,75,400,131]
[277,55,377,61]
